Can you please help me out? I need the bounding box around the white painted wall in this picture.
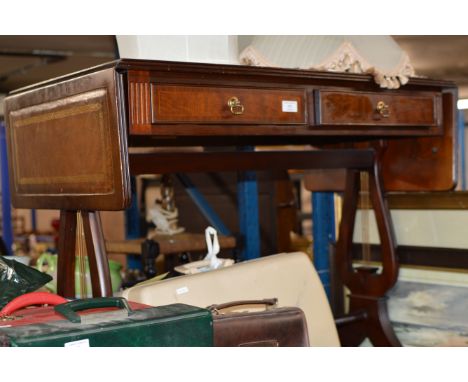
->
[354,209,468,249]
[116,35,239,65]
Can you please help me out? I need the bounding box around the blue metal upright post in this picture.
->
[237,147,260,260]
[458,110,466,190]
[312,192,335,299]
[0,122,13,255]
[31,209,37,232]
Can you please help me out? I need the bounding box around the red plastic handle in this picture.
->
[0,292,68,316]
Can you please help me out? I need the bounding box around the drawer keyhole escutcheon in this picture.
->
[376,101,390,118]
[228,96,244,115]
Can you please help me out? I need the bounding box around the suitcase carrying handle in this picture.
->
[208,298,278,313]
[54,297,134,323]
[0,292,68,317]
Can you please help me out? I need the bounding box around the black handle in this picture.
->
[54,297,133,323]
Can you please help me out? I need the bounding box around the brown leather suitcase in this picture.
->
[209,298,310,347]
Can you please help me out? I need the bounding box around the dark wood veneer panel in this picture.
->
[317,90,441,127]
[381,91,456,191]
[149,84,306,124]
[5,68,131,210]
[10,90,113,195]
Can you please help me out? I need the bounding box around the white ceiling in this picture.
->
[0,36,116,94]
[393,35,468,98]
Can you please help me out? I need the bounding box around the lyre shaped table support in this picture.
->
[335,160,401,346]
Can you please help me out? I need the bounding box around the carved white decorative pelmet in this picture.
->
[239,36,415,89]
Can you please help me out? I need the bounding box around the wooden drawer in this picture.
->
[149,84,306,124]
[315,90,441,127]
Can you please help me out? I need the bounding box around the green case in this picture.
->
[0,298,213,347]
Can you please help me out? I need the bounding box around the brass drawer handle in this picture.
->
[227,96,244,115]
[376,101,390,118]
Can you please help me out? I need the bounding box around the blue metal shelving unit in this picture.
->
[236,146,260,260]
[312,192,335,300]
[237,170,260,260]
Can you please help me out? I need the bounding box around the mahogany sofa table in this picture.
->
[4,59,457,346]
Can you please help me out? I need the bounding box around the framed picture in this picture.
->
[388,266,468,346]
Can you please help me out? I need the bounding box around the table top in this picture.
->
[3,59,458,211]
